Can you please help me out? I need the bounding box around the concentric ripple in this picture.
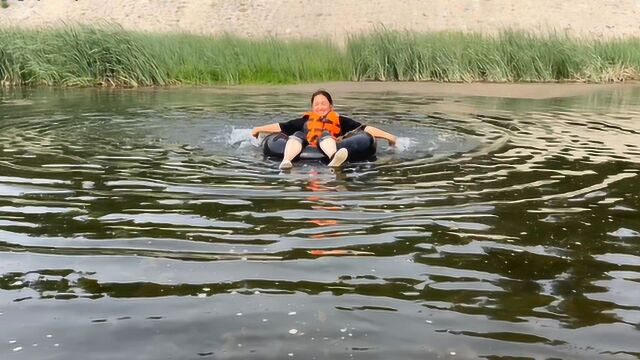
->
[0,87,639,359]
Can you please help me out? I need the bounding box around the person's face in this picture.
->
[311,94,332,116]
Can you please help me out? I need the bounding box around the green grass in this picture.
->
[1,25,639,87]
[346,29,640,82]
[138,32,347,85]
[0,26,168,87]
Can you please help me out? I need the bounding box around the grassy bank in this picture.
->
[1,25,639,87]
[348,30,640,82]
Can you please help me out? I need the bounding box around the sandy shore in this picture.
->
[194,81,637,99]
[1,0,640,42]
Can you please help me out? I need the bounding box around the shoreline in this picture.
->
[8,82,637,103]
[146,81,640,100]
[7,81,639,101]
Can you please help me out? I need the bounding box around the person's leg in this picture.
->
[279,132,304,169]
[319,131,348,167]
[318,136,337,159]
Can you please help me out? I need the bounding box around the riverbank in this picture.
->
[200,81,638,100]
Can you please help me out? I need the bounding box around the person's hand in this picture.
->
[388,135,397,146]
[251,128,260,138]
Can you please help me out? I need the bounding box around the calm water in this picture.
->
[1,86,639,359]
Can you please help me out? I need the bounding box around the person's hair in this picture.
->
[310,90,333,105]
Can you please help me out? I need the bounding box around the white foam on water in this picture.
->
[227,127,261,149]
[608,227,640,238]
[392,136,414,152]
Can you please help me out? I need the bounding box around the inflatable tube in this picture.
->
[262,131,377,162]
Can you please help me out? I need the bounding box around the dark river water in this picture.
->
[1,86,639,359]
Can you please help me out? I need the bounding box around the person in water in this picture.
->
[251,90,397,169]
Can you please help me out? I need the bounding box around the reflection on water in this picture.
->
[0,86,639,359]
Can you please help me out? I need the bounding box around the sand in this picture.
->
[189,81,637,100]
[2,0,640,43]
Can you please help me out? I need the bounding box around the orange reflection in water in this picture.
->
[303,168,354,249]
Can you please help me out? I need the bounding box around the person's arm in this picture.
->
[364,126,397,146]
[252,117,306,138]
[251,123,282,138]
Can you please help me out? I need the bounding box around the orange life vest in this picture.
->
[304,111,341,146]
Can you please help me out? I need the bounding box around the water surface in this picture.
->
[1,86,639,359]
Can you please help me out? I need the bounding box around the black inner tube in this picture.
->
[262,131,377,162]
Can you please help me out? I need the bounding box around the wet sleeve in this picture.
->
[278,117,307,135]
[339,115,365,134]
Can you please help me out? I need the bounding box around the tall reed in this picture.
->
[1,25,639,87]
[0,26,167,86]
[346,29,640,82]
[140,32,347,85]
